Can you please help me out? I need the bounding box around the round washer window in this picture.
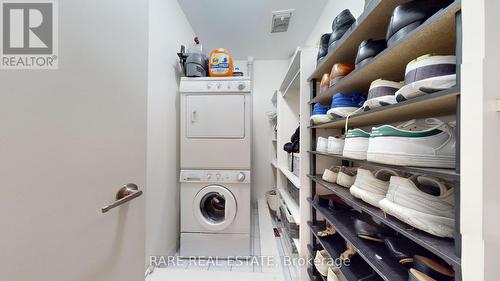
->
[200,192,226,223]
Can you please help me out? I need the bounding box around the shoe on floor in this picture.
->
[367,118,456,168]
[411,255,454,281]
[314,250,333,277]
[343,128,371,160]
[322,166,342,183]
[317,137,329,152]
[396,54,456,102]
[328,135,345,154]
[336,167,357,188]
[363,79,403,111]
[329,63,355,87]
[350,168,400,208]
[327,92,366,118]
[311,103,331,124]
[379,175,455,238]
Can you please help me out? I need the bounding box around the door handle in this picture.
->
[101,183,143,213]
[191,110,197,123]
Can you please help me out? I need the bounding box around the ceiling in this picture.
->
[177,0,328,60]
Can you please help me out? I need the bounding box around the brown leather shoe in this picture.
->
[408,268,437,281]
[329,63,355,87]
[320,73,330,94]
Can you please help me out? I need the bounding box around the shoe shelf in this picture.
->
[280,48,302,98]
[279,166,301,188]
[308,223,379,281]
[308,151,460,181]
[308,0,407,81]
[308,175,460,268]
[309,87,459,130]
[309,1,461,105]
[277,186,301,225]
[308,199,408,281]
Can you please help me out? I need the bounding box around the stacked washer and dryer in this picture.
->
[179,76,252,257]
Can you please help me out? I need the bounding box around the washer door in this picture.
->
[193,185,237,231]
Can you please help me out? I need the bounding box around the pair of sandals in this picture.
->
[354,216,454,280]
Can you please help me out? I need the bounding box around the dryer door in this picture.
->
[185,94,245,138]
[193,185,237,231]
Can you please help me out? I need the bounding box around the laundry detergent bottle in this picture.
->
[208,49,234,77]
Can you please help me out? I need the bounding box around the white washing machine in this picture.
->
[180,170,251,257]
[180,77,252,170]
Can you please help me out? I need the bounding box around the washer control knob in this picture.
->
[216,173,221,180]
[207,83,213,89]
[207,174,212,180]
[238,83,246,91]
[217,83,222,89]
[237,172,246,182]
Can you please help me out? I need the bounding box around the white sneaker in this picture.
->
[350,168,399,208]
[363,79,403,110]
[317,137,328,153]
[379,175,455,238]
[367,118,456,168]
[327,267,340,281]
[314,250,333,277]
[328,136,345,155]
[322,166,342,183]
[343,129,370,160]
[336,167,358,188]
[395,55,456,102]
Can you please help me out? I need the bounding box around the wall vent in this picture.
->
[271,9,294,33]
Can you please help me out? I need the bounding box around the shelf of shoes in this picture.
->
[308,223,376,281]
[309,1,461,105]
[308,175,460,268]
[308,199,408,281]
[309,0,407,81]
[308,150,460,181]
[309,86,458,129]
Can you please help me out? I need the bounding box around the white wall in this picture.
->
[251,60,289,202]
[305,0,364,47]
[146,0,195,262]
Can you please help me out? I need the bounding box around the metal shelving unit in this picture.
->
[307,1,462,280]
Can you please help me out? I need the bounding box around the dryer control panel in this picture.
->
[180,170,251,184]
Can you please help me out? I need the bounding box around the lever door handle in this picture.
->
[102,183,143,213]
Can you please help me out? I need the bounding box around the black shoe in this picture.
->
[383,236,423,266]
[327,9,356,53]
[386,0,453,48]
[354,215,396,242]
[411,255,454,281]
[355,39,386,69]
[317,33,331,63]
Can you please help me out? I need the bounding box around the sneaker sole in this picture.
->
[350,185,384,208]
[367,151,455,168]
[343,150,367,160]
[379,198,454,238]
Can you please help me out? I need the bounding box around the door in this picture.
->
[193,185,237,231]
[0,1,148,281]
[186,94,246,138]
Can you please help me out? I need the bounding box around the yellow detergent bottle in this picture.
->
[208,49,234,77]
